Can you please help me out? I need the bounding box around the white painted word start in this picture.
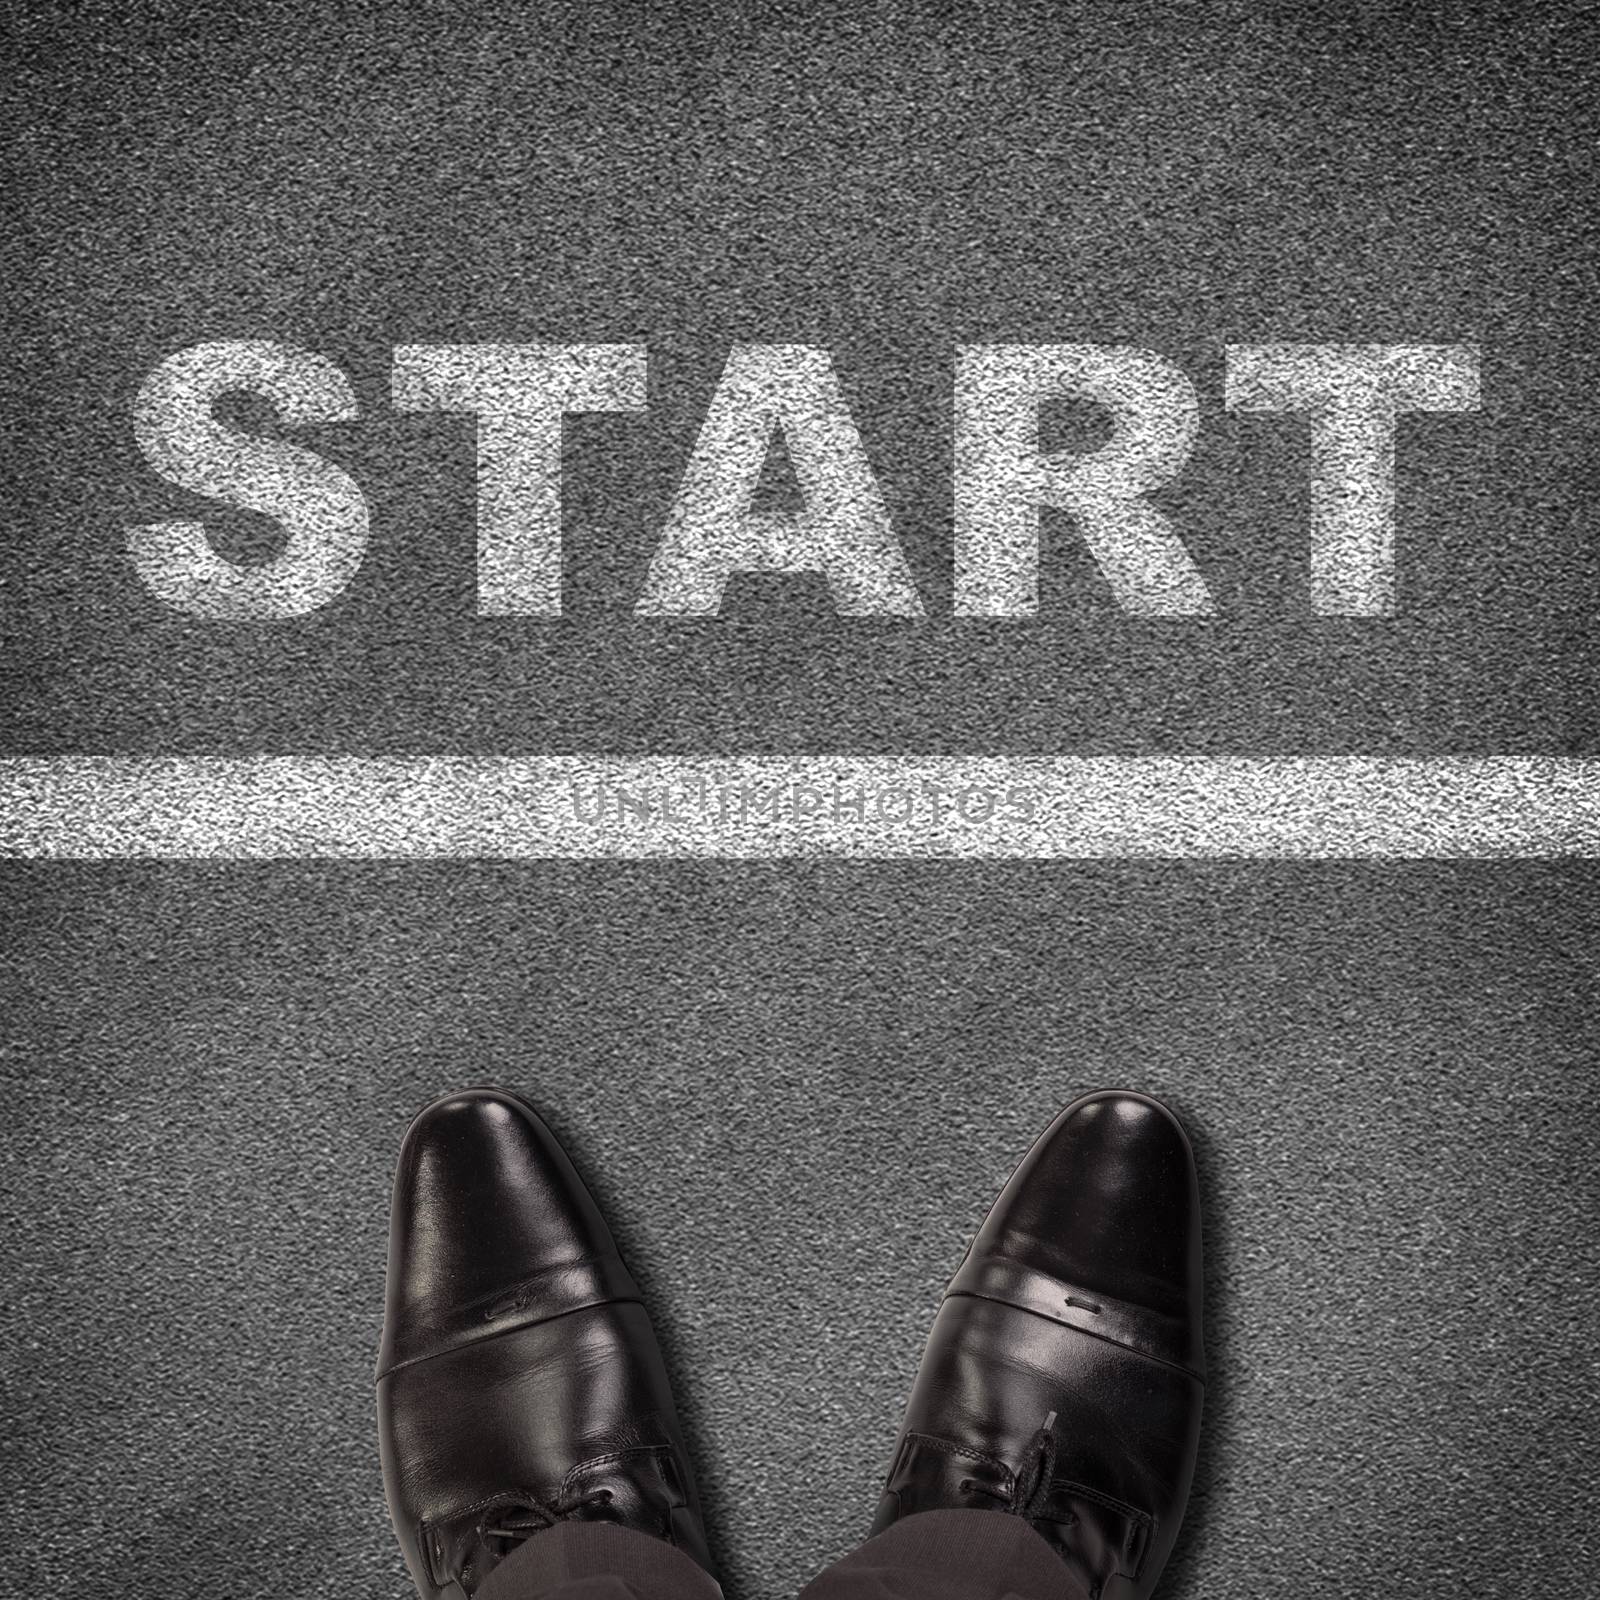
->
[129,342,1480,619]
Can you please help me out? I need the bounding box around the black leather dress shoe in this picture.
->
[870,1090,1204,1600]
[377,1089,715,1598]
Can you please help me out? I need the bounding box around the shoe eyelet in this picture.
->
[958,1478,975,1494]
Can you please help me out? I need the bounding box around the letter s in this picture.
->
[128,341,368,618]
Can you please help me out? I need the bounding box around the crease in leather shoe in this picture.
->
[377,1088,717,1598]
[869,1090,1205,1600]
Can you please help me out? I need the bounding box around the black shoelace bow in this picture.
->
[478,1486,616,1547]
[961,1410,1064,1523]
[428,1486,619,1595]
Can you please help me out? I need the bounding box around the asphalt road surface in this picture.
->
[4,5,1598,1600]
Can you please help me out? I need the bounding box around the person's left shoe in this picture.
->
[377,1088,715,1598]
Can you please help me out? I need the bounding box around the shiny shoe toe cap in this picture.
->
[962,1090,1203,1370]
[378,1088,636,1375]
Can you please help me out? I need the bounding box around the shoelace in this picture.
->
[960,1410,1063,1523]
[479,1486,615,1546]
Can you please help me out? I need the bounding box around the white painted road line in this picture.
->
[1,757,1597,857]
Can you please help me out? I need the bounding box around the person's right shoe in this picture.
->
[870,1090,1205,1600]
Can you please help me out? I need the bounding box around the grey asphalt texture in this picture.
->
[3,5,1599,1600]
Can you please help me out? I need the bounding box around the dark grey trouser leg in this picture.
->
[475,1522,723,1600]
[797,1510,1089,1600]
[473,1510,1082,1600]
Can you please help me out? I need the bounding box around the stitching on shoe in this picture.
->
[469,1256,617,1322]
[424,1485,549,1527]
[419,1487,546,1586]
[1051,1478,1157,1578]
[559,1443,674,1498]
[900,1430,1019,1492]
[418,1519,443,1590]
[944,1290,1206,1384]
[559,1444,680,1542]
[375,1298,643,1380]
